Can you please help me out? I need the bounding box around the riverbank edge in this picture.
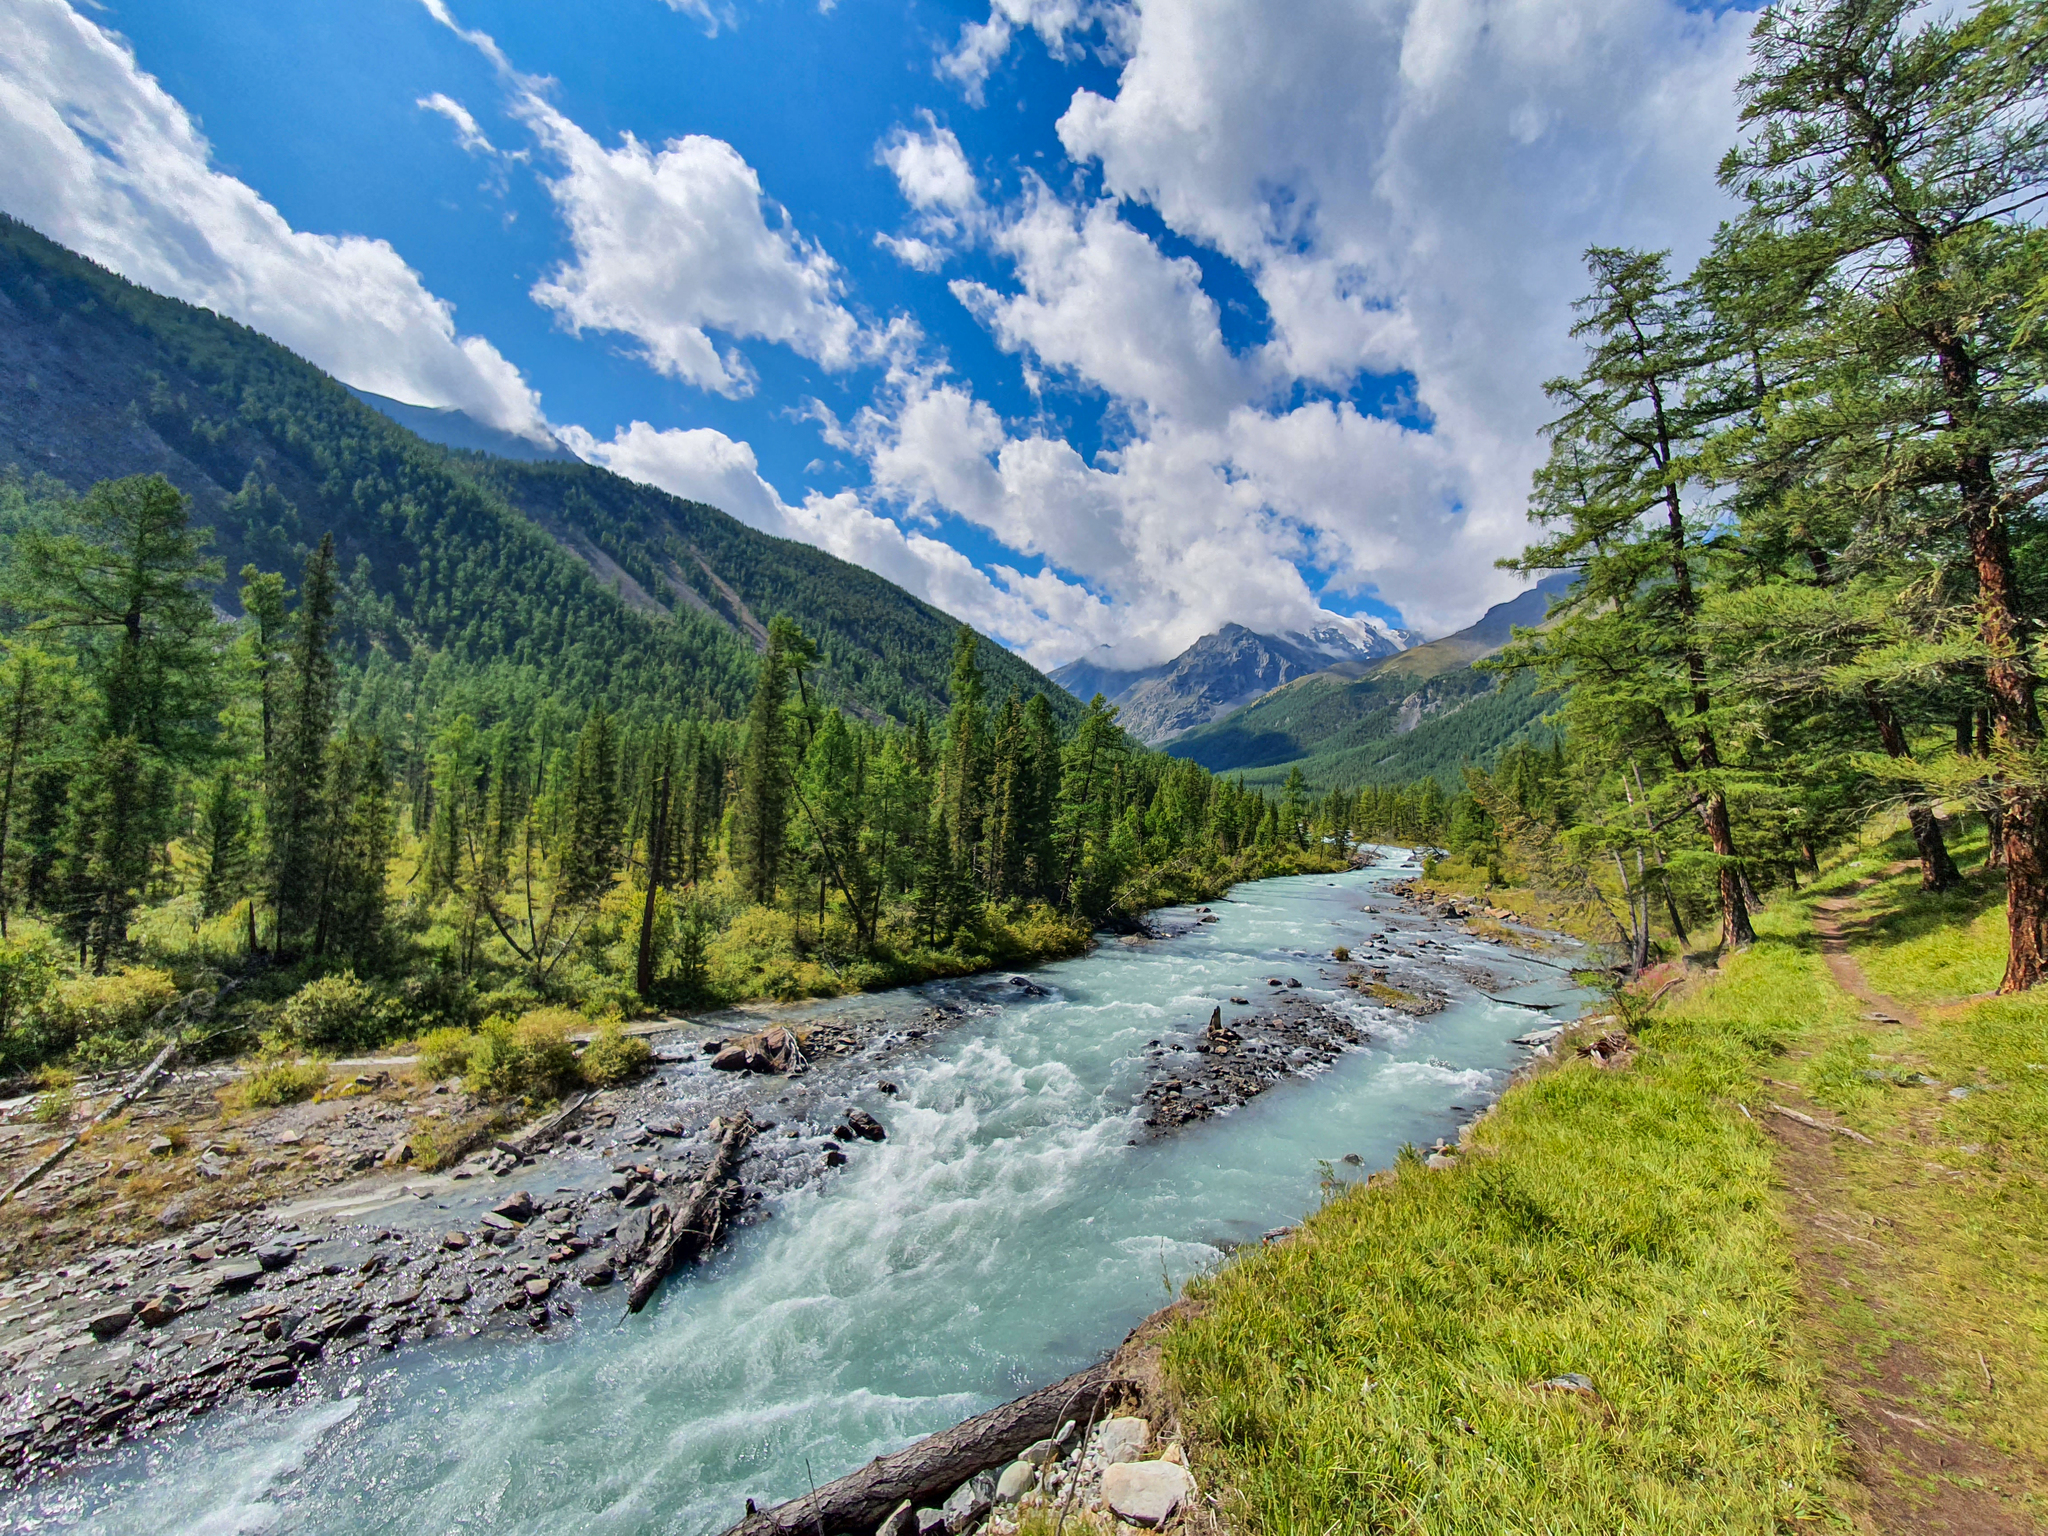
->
[0,850,1358,1265]
[1149,828,2048,1535]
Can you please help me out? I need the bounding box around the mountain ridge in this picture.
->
[1050,612,1417,746]
[0,214,1067,727]
[1164,573,1572,787]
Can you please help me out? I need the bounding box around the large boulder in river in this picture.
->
[710,1044,750,1071]
[846,1108,886,1142]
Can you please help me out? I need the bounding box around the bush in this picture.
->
[579,1021,652,1087]
[51,967,179,1045]
[464,1009,581,1102]
[0,939,61,1073]
[238,1059,328,1108]
[415,1024,476,1081]
[277,972,383,1051]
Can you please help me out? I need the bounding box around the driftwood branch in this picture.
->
[1770,1103,1876,1145]
[719,1361,1122,1536]
[1,1034,182,1209]
[624,1111,756,1314]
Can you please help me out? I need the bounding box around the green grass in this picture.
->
[1161,818,2048,1530]
[1165,919,1852,1534]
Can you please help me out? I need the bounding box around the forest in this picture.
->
[1346,0,2048,989]
[0,467,1351,1082]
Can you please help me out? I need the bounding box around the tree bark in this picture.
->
[718,1361,1121,1536]
[1862,684,1960,891]
[1702,790,1756,950]
[624,1112,755,1314]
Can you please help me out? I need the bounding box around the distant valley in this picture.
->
[1050,575,1570,788]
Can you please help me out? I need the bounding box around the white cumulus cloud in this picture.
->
[0,0,550,438]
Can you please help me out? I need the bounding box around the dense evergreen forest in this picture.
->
[0,463,1352,1080]
[1379,0,2048,988]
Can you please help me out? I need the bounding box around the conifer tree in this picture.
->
[1504,250,1758,950]
[18,475,221,967]
[1715,0,2048,984]
[733,618,812,905]
[270,534,339,955]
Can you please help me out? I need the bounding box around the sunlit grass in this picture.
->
[1163,917,1854,1534]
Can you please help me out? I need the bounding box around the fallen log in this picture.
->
[1,1034,182,1209]
[624,1111,756,1314]
[718,1360,1121,1536]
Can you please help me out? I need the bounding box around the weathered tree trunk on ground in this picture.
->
[624,1111,755,1314]
[718,1361,1120,1536]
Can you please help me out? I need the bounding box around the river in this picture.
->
[8,851,1584,1535]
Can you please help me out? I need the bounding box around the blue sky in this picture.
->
[2,0,1761,668]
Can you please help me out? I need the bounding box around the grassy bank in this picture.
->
[1162,823,2048,1532]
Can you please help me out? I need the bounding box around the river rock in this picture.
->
[136,1295,179,1327]
[1096,1415,1150,1464]
[1102,1460,1194,1526]
[875,1503,917,1536]
[941,1471,994,1533]
[247,1357,298,1391]
[913,1511,947,1536]
[492,1191,534,1222]
[255,1242,297,1271]
[845,1108,886,1142]
[209,1258,265,1291]
[711,1044,749,1072]
[87,1306,135,1339]
[994,1460,1037,1501]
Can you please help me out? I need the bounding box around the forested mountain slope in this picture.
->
[1167,576,1570,789]
[0,215,1062,726]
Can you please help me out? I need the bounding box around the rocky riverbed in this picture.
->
[0,864,1585,1499]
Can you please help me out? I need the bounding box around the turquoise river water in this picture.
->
[6,851,1583,1535]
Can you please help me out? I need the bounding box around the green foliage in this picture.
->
[463,1009,583,1102]
[237,1058,328,1108]
[578,1020,652,1086]
[415,1024,478,1082]
[275,971,383,1051]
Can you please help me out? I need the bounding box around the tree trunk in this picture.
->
[1862,685,1960,891]
[1961,461,2046,987]
[718,1361,1120,1536]
[635,764,669,1000]
[1702,790,1755,950]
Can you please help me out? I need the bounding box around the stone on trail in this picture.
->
[1102,1460,1195,1526]
[1096,1415,1150,1464]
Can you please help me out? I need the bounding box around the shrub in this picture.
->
[415,1025,476,1081]
[464,1009,582,1101]
[277,972,382,1051]
[51,967,179,1046]
[1332,945,1352,962]
[579,1022,652,1087]
[239,1059,328,1108]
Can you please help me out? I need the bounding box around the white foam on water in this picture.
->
[12,866,1581,1536]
